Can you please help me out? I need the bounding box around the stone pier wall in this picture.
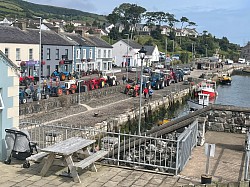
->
[19,85,124,116]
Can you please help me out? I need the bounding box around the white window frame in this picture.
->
[108,49,111,58]
[16,48,21,61]
[0,92,4,110]
[29,48,33,60]
[76,49,80,59]
[104,50,107,58]
[5,48,9,58]
[55,49,59,60]
[46,48,51,60]
[98,49,101,58]
[82,49,86,59]
[89,49,93,59]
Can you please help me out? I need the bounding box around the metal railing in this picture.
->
[19,119,198,175]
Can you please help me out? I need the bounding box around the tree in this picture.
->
[108,27,120,40]
[64,24,75,33]
[166,13,179,40]
[179,16,189,45]
[107,13,119,25]
[112,3,146,34]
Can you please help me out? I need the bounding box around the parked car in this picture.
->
[183,67,191,75]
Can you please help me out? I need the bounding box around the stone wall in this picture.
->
[19,85,124,116]
[206,109,250,133]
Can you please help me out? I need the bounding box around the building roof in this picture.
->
[26,28,76,46]
[121,39,142,49]
[144,46,156,55]
[63,33,94,46]
[0,25,37,44]
[84,35,113,48]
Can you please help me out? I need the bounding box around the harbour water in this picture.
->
[215,75,250,107]
[175,75,250,118]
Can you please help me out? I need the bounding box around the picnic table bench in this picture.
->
[27,137,108,183]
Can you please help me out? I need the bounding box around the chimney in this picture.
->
[13,21,27,30]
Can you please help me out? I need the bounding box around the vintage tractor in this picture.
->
[51,70,72,81]
[19,87,40,104]
[62,80,78,94]
[150,71,164,90]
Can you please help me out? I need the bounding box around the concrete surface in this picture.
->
[0,131,245,187]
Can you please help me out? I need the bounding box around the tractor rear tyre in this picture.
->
[156,82,160,90]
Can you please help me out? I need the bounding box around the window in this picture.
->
[82,49,86,59]
[55,49,59,60]
[65,49,68,56]
[98,49,101,58]
[5,48,9,58]
[0,91,4,110]
[76,49,80,59]
[89,49,93,59]
[29,49,33,60]
[103,50,107,58]
[46,48,51,60]
[108,50,111,58]
[16,48,21,61]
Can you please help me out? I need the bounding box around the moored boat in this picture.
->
[195,79,218,99]
[218,74,232,85]
[187,93,210,111]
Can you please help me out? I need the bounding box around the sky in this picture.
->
[26,0,250,46]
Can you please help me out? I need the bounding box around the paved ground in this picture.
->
[0,131,245,187]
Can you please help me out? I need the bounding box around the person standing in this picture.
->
[149,88,154,99]
[143,87,149,98]
[122,75,126,84]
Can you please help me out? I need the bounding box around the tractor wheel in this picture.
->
[60,73,66,81]
[160,81,164,89]
[21,98,27,104]
[57,88,63,96]
[167,80,170,86]
[44,94,49,99]
[156,82,160,90]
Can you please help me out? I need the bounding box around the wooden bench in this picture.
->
[74,150,108,172]
[26,152,49,162]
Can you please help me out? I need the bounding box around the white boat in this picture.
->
[196,79,218,99]
[187,93,210,111]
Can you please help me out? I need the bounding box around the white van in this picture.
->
[238,58,246,63]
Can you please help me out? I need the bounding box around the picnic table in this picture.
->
[33,137,108,183]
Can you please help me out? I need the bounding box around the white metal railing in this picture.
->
[19,120,198,175]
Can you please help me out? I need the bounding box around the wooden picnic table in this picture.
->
[40,137,96,183]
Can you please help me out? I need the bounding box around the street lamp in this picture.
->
[125,34,129,81]
[78,80,83,105]
[205,44,208,57]
[138,46,147,135]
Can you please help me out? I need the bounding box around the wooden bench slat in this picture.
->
[74,150,108,169]
[26,152,49,162]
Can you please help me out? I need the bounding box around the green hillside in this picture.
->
[0,0,107,23]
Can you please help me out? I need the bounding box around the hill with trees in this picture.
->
[0,0,106,23]
[0,0,240,62]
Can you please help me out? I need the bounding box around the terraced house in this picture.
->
[0,51,19,161]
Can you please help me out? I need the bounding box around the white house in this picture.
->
[0,50,19,161]
[143,45,160,67]
[112,39,142,67]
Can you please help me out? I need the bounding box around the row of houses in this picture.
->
[0,22,161,78]
[1,17,199,38]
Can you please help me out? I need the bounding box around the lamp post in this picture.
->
[138,46,147,135]
[125,34,129,81]
[34,16,42,100]
[205,44,208,57]
[78,80,83,105]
